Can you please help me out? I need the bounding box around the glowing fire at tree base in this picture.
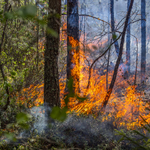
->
[17,48,150,130]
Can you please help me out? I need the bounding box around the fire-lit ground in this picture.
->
[15,20,150,130]
[17,44,150,130]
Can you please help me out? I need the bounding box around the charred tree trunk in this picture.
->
[101,0,134,111]
[141,0,146,84]
[106,0,111,91]
[110,0,123,64]
[126,0,131,74]
[67,0,79,90]
[44,0,61,107]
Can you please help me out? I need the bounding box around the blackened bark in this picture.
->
[110,0,123,64]
[101,0,134,110]
[67,0,79,82]
[106,0,111,91]
[141,0,146,83]
[126,0,131,73]
[44,0,61,107]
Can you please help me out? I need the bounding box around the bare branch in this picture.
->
[84,34,122,96]
[100,0,134,111]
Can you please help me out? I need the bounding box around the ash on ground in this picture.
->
[18,106,123,148]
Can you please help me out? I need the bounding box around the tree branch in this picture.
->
[84,34,122,96]
[100,0,134,111]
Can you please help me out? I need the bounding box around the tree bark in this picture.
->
[0,0,10,111]
[66,0,79,91]
[141,0,146,84]
[106,0,111,91]
[44,0,61,107]
[126,0,131,73]
[110,0,123,64]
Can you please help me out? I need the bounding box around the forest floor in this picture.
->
[1,72,150,150]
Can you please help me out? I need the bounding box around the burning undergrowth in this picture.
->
[17,45,150,130]
[1,103,150,149]
[6,34,150,149]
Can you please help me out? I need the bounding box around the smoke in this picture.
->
[17,105,125,148]
[1,105,138,149]
[19,105,51,137]
[118,63,129,76]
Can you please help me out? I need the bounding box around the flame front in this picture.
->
[16,28,150,129]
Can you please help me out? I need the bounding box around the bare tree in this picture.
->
[126,0,131,74]
[110,0,123,64]
[141,0,146,84]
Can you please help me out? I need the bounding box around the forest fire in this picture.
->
[1,0,150,149]
[15,22,150,130]
[17,33,150,130]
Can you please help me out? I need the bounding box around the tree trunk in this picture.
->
[0,0,11,111]
[126,0,131,74]
[110,0,123,64]
[141,0,146,84]
[106,0,111,91]
[67,0,79,91]
[44,0,61,107]
[36,0,39,72]
[24,0,26,6]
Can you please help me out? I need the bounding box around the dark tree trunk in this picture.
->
[36,0,39,72]
[4,0,8,12]
[106,0,111,91]
[79,0,86,40]
[24,0,26,5]
[101,0,134,110]
[67,0,79,90]
[110,0,123,64]
[44,0,61,107]
[141,0,146,83]
[126,0,131,73]
[0,0,10,111]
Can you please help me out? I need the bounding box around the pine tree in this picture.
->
[44,0,61,107]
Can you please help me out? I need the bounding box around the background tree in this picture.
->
[126,0,131,74]
[106,0,111,91]
[141,0,146,84]
[0,0,10,111]
[110,0,123,64]
[67,0,79,89]
[101,0,134,110]
[44,0,61,107]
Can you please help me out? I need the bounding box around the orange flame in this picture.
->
[16,22,150,129]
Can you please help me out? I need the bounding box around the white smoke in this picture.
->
[17,105,122,148]
[118,63,129,76]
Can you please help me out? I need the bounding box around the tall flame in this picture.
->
[16,23,150,129]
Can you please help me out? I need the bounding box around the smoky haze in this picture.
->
[78,0,150,73]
